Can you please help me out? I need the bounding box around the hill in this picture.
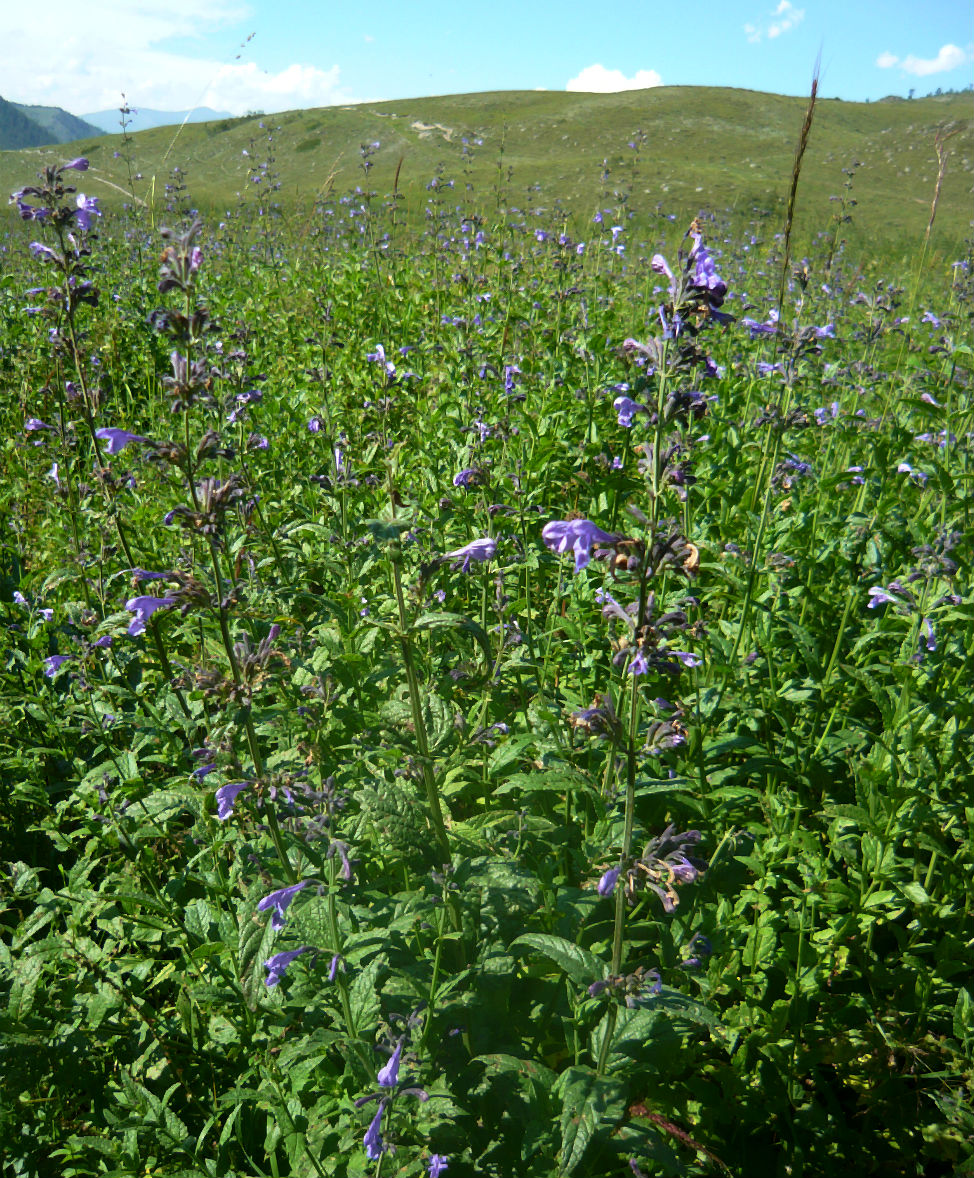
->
[2,87,971,255]
[0,97,101,148]
[82,106,234,134]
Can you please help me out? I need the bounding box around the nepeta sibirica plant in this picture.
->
[2,104,972,1178]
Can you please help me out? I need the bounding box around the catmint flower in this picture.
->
[597,866,620,897]
[920,617,936,652]
[125,594,177,636]
[215,781,250,820]
[363,1104,385,1160]
[95,427,149,455]
[453,467,484,489]
[73,194,101,231]
[439,537,497,572]
[328,953,342,982]
[63,158,90,172]
[44,654,72,678]
[428,1156,449,1177]
[614,395,649,427]
[264,946,311,987]
[25,418,55,432]
[542,519,620,573]
[867,585,901,609]
[258,881,309,932]
[377,1040,404,1088]
[666,650,701,667]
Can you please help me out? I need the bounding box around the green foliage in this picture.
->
[0,122,971,1178]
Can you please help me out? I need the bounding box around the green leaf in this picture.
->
[555,1065,627,1176]
[509,933,603,986]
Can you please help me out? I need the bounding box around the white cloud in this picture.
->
[875,43,969,78]
[0,0,359,115]
[745,1,805,44]
[566,64,663,93]
[901,44,968,77]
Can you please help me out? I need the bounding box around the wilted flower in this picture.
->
[258,881,309,932]
[264,946,311,987]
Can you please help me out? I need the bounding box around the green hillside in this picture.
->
[11,101,102,144]
[2,87,971,255]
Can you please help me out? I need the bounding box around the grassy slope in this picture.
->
[1,86,971,257]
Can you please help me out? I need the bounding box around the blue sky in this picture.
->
[4,0,972,116]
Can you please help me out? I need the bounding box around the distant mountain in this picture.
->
[82,107,233,133]
[1,96,101,149]
[11,102,103,144]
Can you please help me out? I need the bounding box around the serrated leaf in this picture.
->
[509,933,603,986]
[555,1065,627,1176]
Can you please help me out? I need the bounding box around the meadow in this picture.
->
[0,89,972,1177]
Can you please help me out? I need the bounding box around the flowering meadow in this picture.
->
[0,121,972,1178]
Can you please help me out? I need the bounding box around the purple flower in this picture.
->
[29,242,59,264]
[25,418,55,432]
[328,953,341,982]
[867,586,901,609]
[688,235,727,306]
[667,650,702,668]
[44,654,72,678]
[258,881,309,932]
[452,467,483,489]
[264,946,311,987]
[62,158,90,172]
[377,1039,403,1088]
[613,395,649,428]
[541,519,619,573]
[440,537,497,572]
[628,651,650,676]
[15,200,50,222]
[73,194,101,231]
[95,427,149,455]
[597,866,620,897]
[921,617,936,652]
[125,594,177,636]
[363,1104,385,1160]
[215,781,250,820]
[428,1156,449,1177]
